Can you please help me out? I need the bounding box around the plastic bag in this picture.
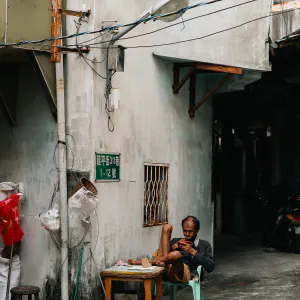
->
[68,187,99,222]
[39,205,60,232]
[0,182,25,204]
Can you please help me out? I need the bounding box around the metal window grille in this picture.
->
[144,163,169,227]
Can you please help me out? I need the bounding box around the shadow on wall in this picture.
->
[0,61,59,298]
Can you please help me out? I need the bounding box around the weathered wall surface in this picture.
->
[0,63,58,296]
[0,0,274,298]
[95,0,272,71]
[62,0,274,297]
[272,0,300,41]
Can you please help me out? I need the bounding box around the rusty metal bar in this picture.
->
[143,222,168,228]
[189,73,233,118]
[165,167,168,223]
[158,167,161,222]
[56,0,62,63]
[173,67,196,94]
[50,0,56,62]
[150,166,153,225]
[57,46,90,53]
[144,163,169,167]
[144,165,149,225]
[58,9,91,17]
[156,167,159,222]
[51,0,62,63]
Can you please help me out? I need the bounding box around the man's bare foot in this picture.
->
[156,261,165,267]
[128,259,165,267]
[128,259,142,265]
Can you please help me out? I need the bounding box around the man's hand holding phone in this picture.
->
[177,240,196,256]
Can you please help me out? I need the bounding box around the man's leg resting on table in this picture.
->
[158,224,173,256]
[128,224,185,278]
[128,223,173,265]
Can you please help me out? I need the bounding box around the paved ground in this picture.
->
[163,235,300,300]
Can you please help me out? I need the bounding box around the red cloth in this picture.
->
[0,193,24,246]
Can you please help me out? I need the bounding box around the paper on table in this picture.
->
[127,266,157,270]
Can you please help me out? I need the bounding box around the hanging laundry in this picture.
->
[0,193,24,246]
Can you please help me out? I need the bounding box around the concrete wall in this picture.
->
[0,62,58,297]
[62,0,273,297]
[93,0,272,71]
[0,0,275,298]
[272,0,300,40]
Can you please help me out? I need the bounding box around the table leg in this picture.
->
[144,279,152,300]
[104,277,112,300]
[155,275,163,299]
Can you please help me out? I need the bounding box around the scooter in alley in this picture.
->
[270,196,300,253]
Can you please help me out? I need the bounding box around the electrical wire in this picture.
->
[58,211,99,274]
[74,15,117,132]
[86,6,300,50]
[74,0,222,47]
[70,222,91,250]
[57,200,99,273]
[81,211,100,266]
[0,0,222,48]
[50,132,92,252]
[75,17,113,79]
[10,0,224,51]
[5,0,298,51]
[90,249,109,300]
[83,34,115,65]
[81,55,110,79]
[104,75,116,132]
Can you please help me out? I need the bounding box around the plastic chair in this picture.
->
[155,266,204,300]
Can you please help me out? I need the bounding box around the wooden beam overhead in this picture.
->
[195,63,243,75]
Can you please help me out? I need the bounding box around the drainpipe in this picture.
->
[52,0,69,297]
[55,56,69,300]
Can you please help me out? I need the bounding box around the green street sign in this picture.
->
[95,152,120,181]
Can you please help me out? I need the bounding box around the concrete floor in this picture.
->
[163,235,300,300]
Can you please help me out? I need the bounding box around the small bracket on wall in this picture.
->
[189,73,196,119]
[58,9,91,18]
[172,62,242,119]
[188,73,233,119]
[173,66,196,94]
[57,46,90,54]
[51,1,91,63]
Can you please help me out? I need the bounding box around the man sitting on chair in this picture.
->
[128,216,215,282]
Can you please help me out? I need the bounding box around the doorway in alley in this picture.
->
[212,44,300,251]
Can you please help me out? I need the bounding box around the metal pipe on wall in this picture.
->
[56,56,69,300]
[53,0,69,298]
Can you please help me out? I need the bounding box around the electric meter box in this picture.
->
[108,45,126,72]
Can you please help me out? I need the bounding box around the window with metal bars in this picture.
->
[143,163,169,227]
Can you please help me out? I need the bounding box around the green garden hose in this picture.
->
[73,247,84,300]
